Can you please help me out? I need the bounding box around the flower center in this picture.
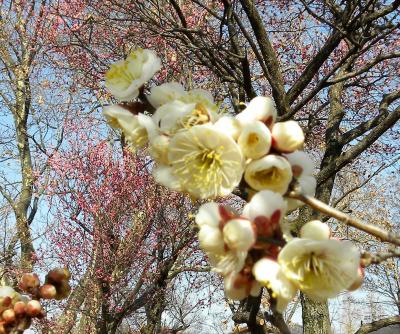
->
[255,167,281,185]
[180,103,210,129]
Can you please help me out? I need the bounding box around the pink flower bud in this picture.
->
[26,300,42,317]
[39,284,57,299]
[2,309,16,324]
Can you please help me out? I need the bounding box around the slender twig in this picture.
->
[286,191,400,247]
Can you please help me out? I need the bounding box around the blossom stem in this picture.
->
[287,191,400,247]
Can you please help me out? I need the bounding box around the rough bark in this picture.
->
[354,315,400,334]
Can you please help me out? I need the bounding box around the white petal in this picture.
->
[244,155,293,194]
[152,165,182,191]
[252,258,297,313]
[272,121,304,153]
[214,116,242,140]
[243,190,286,221]
[223,219,255,252]
[236,96,277,126]
[147,82,186,108]
[284,151,315,177]
[198,225,225,254]
[238,121,272,159]
[195,202,221,228]
[300,220,330,240]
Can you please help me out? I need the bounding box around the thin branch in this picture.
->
[286,191,400,247]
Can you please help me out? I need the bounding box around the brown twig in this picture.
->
[286,191,400,247]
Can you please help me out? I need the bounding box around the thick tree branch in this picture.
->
[239,0,290,115]
[354,315,400,334]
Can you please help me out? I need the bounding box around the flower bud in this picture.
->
[223,219,255,252]
[224,272,254,300]
[284,151,315,177]
[39,284,57,299]
[243,190,287,222]
[46,268,70,284]
[2,309,15,324]
[236,96,277,127]
[20,273,40,290]
[300,220,330,240]
[238,121,272,159]
[13,301,27,316]
[0,297,11,308]
[195,202,221,228]
[198,225,225,254]
[26,300,42,317]
[244,155,293,194]
[272,121,304,153]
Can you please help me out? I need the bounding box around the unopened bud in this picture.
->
[46,268,70,284]
[223,219,255,252]
[20,273,40,290]
[300,220,330,240]
[271,121,304,153]
[2,309,16,324]
[0,297,11,308]
[39,284,57,299]
[26,300,42,317]
[13,301,26,316]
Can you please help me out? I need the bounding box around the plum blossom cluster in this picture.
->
[196,194,363,312]
[102,49,363,313]
[0,269,71,333]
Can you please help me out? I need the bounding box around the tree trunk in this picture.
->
[301,294,331,334]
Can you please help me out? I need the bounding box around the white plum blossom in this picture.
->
[149,135,170,164]
[278,238,360,301]
[160,124,244,199]
[195,203,254,275]
[152,99,218,136]
[300,220,330,241]
[224,271,262,300]
[103,105,156,148]
[252,258,297,313]
[272,121,304,153]
[105,49,161,101]
[238,121,272,159]
[236,96,277,127]
[147,82,186,108]
[244,155,293,194]
[214,116,242,140]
